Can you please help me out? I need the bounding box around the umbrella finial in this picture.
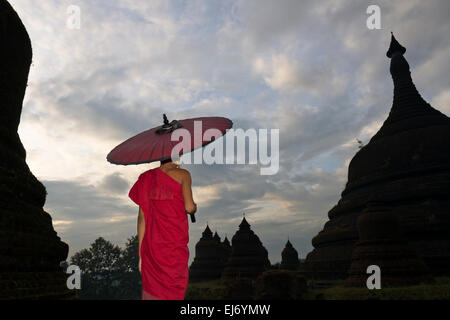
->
[163,114,169,125]
[156,114,183,135]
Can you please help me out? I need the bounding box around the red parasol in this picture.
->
[107,114,233,223]
[107,115,232,165]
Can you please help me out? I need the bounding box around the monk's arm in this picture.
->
[137,207,145,258]
[181,171,197,214]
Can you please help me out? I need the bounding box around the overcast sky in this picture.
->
[12,0,450,264]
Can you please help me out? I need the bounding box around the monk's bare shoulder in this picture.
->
[177,168,190,176]
[164,167,190,184]
[175,168,191,182]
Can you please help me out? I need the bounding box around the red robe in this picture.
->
[129,167,189,300]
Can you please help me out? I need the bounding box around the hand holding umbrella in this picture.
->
[186,203,197,223]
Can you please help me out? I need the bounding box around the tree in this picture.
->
[115,235,141,299]
[70,236,141,300]
[71,237,123,300]
[119,235,139,273]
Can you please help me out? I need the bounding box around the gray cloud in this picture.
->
[98,172,130,194]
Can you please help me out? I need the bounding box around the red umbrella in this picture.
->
[107,115,232,164]
[107,114,233,222]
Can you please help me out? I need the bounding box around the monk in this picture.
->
[129,159,197,300]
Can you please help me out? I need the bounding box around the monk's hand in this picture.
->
[190,203,197,215]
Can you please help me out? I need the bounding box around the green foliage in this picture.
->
[186,278,255,300]
[186,277,450,300]
[254,270,307,299]
[221,278,255,300]
[185,280,227,300]
[271,262,281,269]
[69,236,141,300]
[119,236,139,273]
[115,236,141,299]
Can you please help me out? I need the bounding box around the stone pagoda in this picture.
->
[189,225,226,282]
[304,34,450,283]
[0,0,73,299]
[346,201,431,286]
[222,217,271,279]
[280,240,300,271]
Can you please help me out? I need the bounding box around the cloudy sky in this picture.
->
[12,0,450,264]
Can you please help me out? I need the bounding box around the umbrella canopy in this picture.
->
[107,115,233,165]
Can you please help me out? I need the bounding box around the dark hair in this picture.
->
[161,158,172,165]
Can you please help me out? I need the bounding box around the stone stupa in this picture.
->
[0,0,73,299]
[222,216,271,279]
[189,225,225,282]
[280,240,300,271]
[346,201,431,287]
[304,34,450,284]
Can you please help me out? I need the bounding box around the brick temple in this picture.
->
[0,0,73,299]
[304,34,450,285]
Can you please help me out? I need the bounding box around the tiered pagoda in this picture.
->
[280,240,300,270]
[222,217,271,279]
[304,34,450,284]
[0,0,73,299]
[189,225,226,282]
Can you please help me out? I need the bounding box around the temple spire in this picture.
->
[239,216,250,229]
[386,32,406,58]
[213,231,221,242]
[370,33,448,141]
[202,224,213,239]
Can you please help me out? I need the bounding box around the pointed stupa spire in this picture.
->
[386,32,406,58]
[239,216,250,230]
[369,33,449,142]
[202,224,213,239]
[280,239,299,270]
[213,231,221,242]
[222,236,230,247]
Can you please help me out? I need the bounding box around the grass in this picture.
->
[307,277,450,300]
[186,277,450,300]
[185,280,227,300]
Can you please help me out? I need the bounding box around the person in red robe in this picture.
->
[129,159,197,300]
